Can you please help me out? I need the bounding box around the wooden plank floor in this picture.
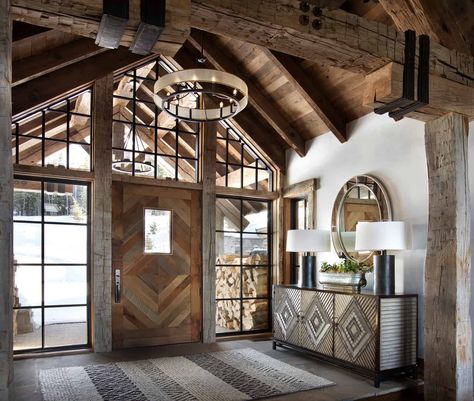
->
[13,339,422,401]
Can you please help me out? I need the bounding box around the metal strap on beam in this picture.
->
[129,0,166,55]
[95,0,129,49]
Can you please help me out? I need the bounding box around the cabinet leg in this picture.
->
[272,341,277,350]
[374,375,380,388]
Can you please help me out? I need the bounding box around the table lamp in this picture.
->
[355,221,411,294]
[286,229,331,287]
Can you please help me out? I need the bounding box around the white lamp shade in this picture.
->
[355,221,412,251]
[286,229,331,252]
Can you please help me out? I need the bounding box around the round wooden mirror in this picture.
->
[331,175,392,264]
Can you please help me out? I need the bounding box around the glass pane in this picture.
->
[156,156,176,179]
[135,102,156,126]
[242,300,268,331]
[44,140,67,168]
[134,152,155,177]
[112,150,133,173]
[43,111,67,140]
[178,159,196,182]
[226,141,242,165]
[44,224,87,264]
[44,306,88,348]
[14,179,42,221]
[45,265,87,306]
[216,300,240,333]
[14,222,41,263]
[216,266,240,299]
[18,137,42,166]
[243,146,258,166]
[69,144,91,171]
[69,116,91,143]
[216,198,241,231]
[135,127,155,153]
[226,164,242,188]
[14,265,42,307]
[17,112,43,137]
[242,234,268,262]
[243,167,257,190]
[158,131,177,156]
[242,267,268,298]
[144,209,172,254]
[216,163,227,185]
[13,308,42,351]
[112,121,134,149]
[44,183,88,224]
[178,132,197,158]
[243,200,268,233]
[216,232,241,265]
[70,90,92,115]
[257,169,271,191]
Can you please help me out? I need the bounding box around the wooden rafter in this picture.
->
[262,49,347,143]
[378,0,473,56]
[187,32,306,157]
[13,38,106,86]
[190,1,473,88]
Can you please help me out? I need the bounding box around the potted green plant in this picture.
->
[319,259,372,292]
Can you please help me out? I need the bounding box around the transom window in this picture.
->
[13,177,90,352]
[112,59,200,182]
[216,121,273,191]
[12,89,93,172]
[215,196,272,334]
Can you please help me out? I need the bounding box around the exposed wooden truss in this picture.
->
[11,0,191,56]
[187,32,306,157]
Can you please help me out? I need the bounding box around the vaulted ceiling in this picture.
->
[10,0,474,171]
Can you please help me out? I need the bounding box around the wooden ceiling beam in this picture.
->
[377,0,473,56]
[10,0,191,56]
[262,49,347,143]
[173,47,286,172]
[13,38,107,87]
[187,32,306,157]
[12,48,151,118]
[190,1,473,88]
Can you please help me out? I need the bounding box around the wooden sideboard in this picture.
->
[272,285,418,387]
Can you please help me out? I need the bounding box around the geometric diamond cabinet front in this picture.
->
[273,286,301,345]
[334,294,377,370]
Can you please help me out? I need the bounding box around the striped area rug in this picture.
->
[39,348,334,400]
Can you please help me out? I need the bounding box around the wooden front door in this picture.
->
[112,182,201,348]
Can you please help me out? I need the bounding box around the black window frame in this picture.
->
[13,175,91,354]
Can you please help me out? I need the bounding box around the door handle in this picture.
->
[114,269,121,303]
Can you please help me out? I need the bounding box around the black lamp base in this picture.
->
[373,254,395,294]
[299,255,316,287]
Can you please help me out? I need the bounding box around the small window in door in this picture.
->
[144,209,172,254]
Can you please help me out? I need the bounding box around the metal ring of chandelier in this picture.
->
[112,160,154,175]
[154,69,248,122]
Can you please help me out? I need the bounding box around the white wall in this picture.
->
[286,112,474,358]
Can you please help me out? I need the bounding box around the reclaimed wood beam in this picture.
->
[0,0,13,399]
[424,112,473,400]
[378,0,473,56]
[190,1,473,88]
[12,47,151,117]
[263,49,347,143]
[364,62,474,121]
[13,37,106,86]
[187,32,306,157]
[10,0,191,56]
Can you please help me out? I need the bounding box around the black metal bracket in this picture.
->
[374,30,430,121]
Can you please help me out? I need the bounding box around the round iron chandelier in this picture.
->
[154,68,248,122]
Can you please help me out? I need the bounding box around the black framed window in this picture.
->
[215,196,272,335]
[12,89,93,172]
[290,198,307,284]
[216,121,273,191]
[13,177,91,352]
[112,58,200,182]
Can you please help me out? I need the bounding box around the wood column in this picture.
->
[0,0,13,398]
[0,0,13,400]
[92,74,114,352]
[201,121,217,343]
[425,112,473,401]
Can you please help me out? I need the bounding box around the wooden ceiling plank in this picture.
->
[187,32,306,157]
[13,38,107,87]
[263,49,347,143]
[378,0,473,56]
[12,48,153,118]
[190,1,473,88]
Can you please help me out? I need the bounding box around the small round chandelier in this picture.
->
[154,68,248,122]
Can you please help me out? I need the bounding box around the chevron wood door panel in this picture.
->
[300,290,333,357]
[112,182,201,349]
[334,294,377,370]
